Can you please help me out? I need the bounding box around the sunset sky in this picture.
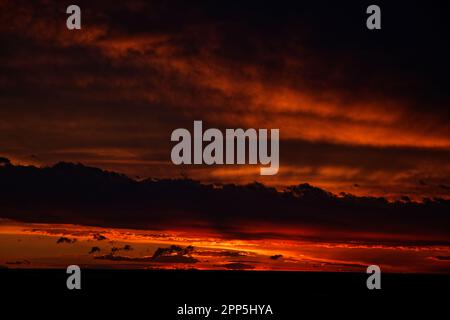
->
[0,1,449,273]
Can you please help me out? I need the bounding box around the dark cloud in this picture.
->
[0,158,11,166]
[151,245,197,263]
[95,254,198,264]
[433,256,450,261]
[95,244,198,264]
[56,237,76,244]
[151,245,194,260]
[109,245,133,255]
[270,255,283,260]
[0,162,449,245]
[89,246,101,254]
[93,233,107,241]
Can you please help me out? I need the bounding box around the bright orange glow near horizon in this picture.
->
[1,221,449,273]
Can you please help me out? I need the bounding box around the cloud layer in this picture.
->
[0,0,449,198]
[0,161,449,246]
